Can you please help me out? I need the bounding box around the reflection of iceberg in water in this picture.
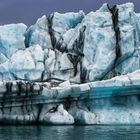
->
[0,3,140,124]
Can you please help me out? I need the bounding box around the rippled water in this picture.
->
[0,125,140,140]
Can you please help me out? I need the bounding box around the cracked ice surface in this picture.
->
[0,3,140,83]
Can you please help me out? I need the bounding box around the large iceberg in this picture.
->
[0,3,140,125]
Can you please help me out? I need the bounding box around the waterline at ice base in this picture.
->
[0,2,140,125]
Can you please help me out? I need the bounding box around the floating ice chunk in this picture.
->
[70,107,96,124]
[42,104,74,125]
[75,110,96,124]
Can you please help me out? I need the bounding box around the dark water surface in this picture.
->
[0,125,140,140]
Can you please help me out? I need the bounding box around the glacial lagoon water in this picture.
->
[0,125,140,140]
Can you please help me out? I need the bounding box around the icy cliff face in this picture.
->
[0,3,140,84]
[1,3,140,125]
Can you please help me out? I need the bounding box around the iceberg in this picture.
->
[0,3,140,125]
